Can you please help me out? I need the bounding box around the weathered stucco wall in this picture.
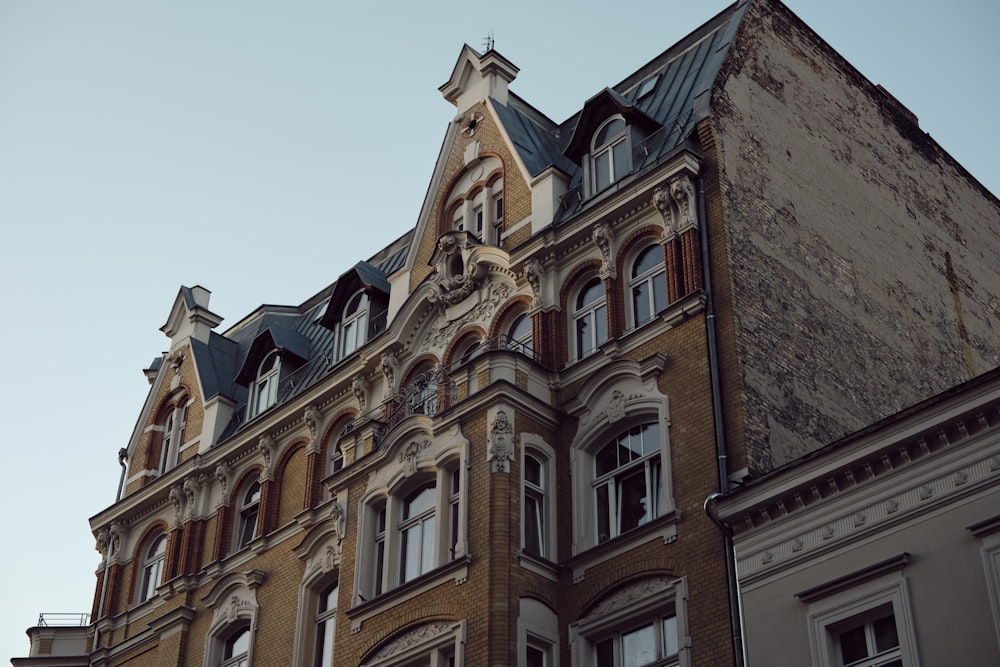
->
[713,0,1000,471]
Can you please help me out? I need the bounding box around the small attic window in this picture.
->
[635,74,659,100]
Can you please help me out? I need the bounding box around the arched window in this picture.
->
[340,291,370,357]
[399,482,436,584]
[630,245,667,328]
[221,625,251,667]
[573,277,607,360]
[523,452,546,557]
[594,422,662,543]
[592,117,629,192]
[158,399,187,474]
[314,582,338,667]
[253,352,280,417]
[138,533,167,603]
[506,313,533,355]
[236,481,261,550]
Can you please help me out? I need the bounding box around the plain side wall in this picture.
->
[712,0,1000,472]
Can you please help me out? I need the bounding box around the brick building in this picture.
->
[14,1,1000,666]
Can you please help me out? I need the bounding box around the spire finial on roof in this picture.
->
[483,30,494,53]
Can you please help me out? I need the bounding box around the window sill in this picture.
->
[346,556,471,633]
[569,510,679,583]
[517,550,560,581]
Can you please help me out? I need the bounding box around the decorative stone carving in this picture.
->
[259,434,276,481]
[352,375,368,414]
[184,477,202,521]
[607,390,626,423]
[330,500,346,546]
[369,623,453,661]
[653,173,699,240]
[381,352,400,398]
[108,522,125,564]
[169,485,185,526]
[583,576,673,620]
[523,258,543,308]
[304,405,322,454]
[592,222,616,279]
[399,439,431,477]
[670,174,696,230]
[215,463,233,506]
[488,410,515,473]
[96,528,110,565]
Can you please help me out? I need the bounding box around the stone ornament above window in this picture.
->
[652,173,698,240]
[592,221,617,279]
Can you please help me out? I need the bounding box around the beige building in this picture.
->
[714,368,1000,666]
[14,1,1000,666]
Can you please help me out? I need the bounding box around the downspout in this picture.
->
[94,448,128,651]
[697,176,747,667]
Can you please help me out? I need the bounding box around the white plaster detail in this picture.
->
[582,576,673,620]
[258,434,276,482]
[592,221,616,280]
[368,622,453,661]
[488,409,515,473]
[304,405,323,455]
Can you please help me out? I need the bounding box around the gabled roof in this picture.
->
[234,320,314,386]
[562,88,662,161]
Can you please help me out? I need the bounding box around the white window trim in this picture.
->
[569,576,689,667]
[202,571,264,667]
[360,620,466,667]
[571,276,608,361]
[250,352,281,418]
[137,533,167,604]
[588,115,630,195]
[519,597,559,667]
[804,570,920,667]
[353,431,470,621]
[628,243,667,330]
[292,512,345,667]
[157,398,188,474]
[339,290,370,359]
[976,526,1000,656]
[520,434,557,565]
[235,480,262,551]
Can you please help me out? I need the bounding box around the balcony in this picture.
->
[12,614,92,666]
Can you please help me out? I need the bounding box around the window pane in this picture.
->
[873,614,899,653]
[596,638,614,665]
[402,525,421,582]
[632,247,660,278]
[404,485,436,518]
[838,625,869,663]
[612,139,629,180]
[577,315,592,357]
[595,442,618,477]
[662,615,679,657]
[618,468,651,532]
[526,644,545,667]
[596,484,611,543]
[634,282,652,326]
[595,118,626,147]
[421,515,436,575]
[525,455,542,486]
[525,494,542,556]
[595,304,607,346]
[653,271,667,313]
[578,278,604,308]
[622,622,656,666]
[595,151,610,191]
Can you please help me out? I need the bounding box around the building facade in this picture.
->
[714,369,1000,665]
[15,1,1000,666]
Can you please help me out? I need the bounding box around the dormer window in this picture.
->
[340,291,370,357]
[592,117,629,192]
[253,352,281,417]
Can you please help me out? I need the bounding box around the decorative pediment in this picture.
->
[563,88,661,162]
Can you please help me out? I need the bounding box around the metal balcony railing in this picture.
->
[36,613,91,627]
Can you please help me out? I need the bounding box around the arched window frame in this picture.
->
[136,532,167,604]
[572,275,608,360]
[220,625,251,667]
[356,449,468,604]
[443,157,504,246]
[340,290,370,358]
[628,243,667,329]
[520,434,557,563]
[506,311,534,356]
[252,351,281,417]
[235,479,262,551]
[156,394,188,474]
[591,116,630,193]
[202,571,263,667]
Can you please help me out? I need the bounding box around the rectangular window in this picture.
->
[449,469,461,558]
[373,505,386,596]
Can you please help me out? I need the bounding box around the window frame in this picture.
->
[313,581,338,667]
[340,290,370,358]
[251,351,281,417]
[520,437,556,562]
[569,576,689,667]
[235,480,262,551]
[628,244,667,329]
[590,116,630,193]
[572,276,608,360]
[804,571,920,667]
[137,532,167,604]
[506,312,533,356]
[361,621,465,667]
[360,458,467,601]
[593,422,663,544]
[220,625,251,667]
[157,397,188,474]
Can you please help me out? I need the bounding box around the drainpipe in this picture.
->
[697,176,746,667]
[94,448,128,651]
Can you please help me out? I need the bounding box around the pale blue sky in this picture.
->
[1,0,997,661]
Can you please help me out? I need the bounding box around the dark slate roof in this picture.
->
[190,333,241,401]
[491,0,750,225]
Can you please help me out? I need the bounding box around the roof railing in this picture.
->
[36,613,91,627]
